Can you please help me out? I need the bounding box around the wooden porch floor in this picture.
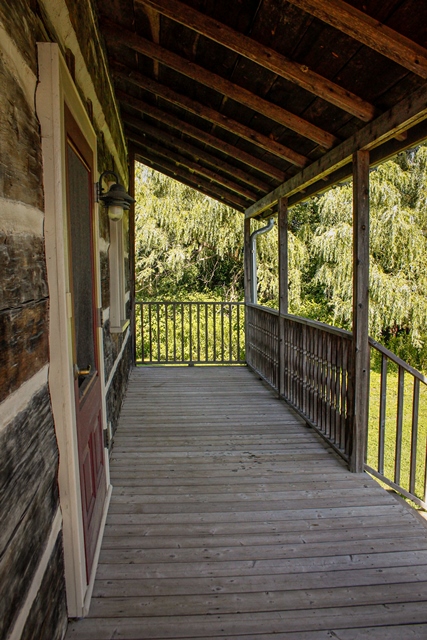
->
[66,366,427,639]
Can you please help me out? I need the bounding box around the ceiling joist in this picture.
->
[126,127,257,201]
[134,147,249,210]
[116,89,272,192]
[286,0,427,79]
[138,0,375,122]
[103,23,338,149]
[112,63,296,176]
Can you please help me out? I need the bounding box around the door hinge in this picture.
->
[103,428,109,449]
[97,307,103,328]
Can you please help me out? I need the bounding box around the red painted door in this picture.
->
[65,105,106,580]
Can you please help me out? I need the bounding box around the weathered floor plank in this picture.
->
[66,366,427,639]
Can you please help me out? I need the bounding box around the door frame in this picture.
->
[36,43,112,617]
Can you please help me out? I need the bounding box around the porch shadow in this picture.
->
[66,366,427,639]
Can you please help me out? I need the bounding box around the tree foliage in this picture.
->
[135,146,427,369]
[135,165,282,302]
[305,149,427,354]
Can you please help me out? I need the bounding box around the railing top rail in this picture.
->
[247,303,427,384]
[369,337,427,385]
[246,303,352,340]
[246,302,279,316]
[136,300,245,305]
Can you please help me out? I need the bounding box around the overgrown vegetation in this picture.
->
[135,146,427,370]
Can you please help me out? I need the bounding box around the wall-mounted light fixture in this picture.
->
[96,170,134,221]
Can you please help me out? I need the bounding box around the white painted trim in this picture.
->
[38,0,127,181]
[105,327,131,393]
[37,43,87,617]
[0,198,44,236]
[109,218,126,330]
[8,509,63,640]
[83,483,112,616]
[0,21,37,109]
[36,43,111,617]
[0,365,48,434]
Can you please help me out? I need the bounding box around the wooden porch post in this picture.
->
[129,147,136,366]
[278,197,288,396]
[350,150,370,473]
[244,218,252,364]
[244,218,252,304]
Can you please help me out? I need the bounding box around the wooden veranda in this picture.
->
[66,366,427,639]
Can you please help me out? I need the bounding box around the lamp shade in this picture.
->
[98,171,134,221]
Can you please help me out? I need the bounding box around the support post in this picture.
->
[244,218,252,305]
[350,150,370,473]
[244,218,252,364]
[278,197,288,397]
[129,147,136,366]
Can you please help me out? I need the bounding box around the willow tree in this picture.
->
[134,164,306,305]
[307,147,427,364]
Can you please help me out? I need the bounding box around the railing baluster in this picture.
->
[339,339,347,450]
[140,303,144,364]
[236,303,240,363]
[378,354,388,475]
[221,303,225,363]
[188,303,193,363]
[197,303,201,363]
[149,303,153,363]
[213,303,217,363]
[394,366,405,486]
[229,303,232,363]
[173,302,177,362]
[165,303,169,363]
[409,378,420,495]
[181,302,185,362]
[205,303,209,362]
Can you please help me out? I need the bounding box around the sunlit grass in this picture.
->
[367,364,427,507]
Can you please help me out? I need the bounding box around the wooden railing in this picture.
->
[246,303,427,508]
[367,338,427,510]
[246,303,354,461]
[135,301,245,365]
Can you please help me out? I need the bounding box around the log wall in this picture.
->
[0,0,132,636]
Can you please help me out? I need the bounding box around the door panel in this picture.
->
[65,104,106,580]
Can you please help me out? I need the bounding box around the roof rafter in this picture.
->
[116,89,272,192]
[138,0,375,122]
[246,80,427,218]
[125,122,258,200]
[103,22,338,148]
[286,0,427,79]
[134,147,248,210]
[123,113,262,194]
[112,62,296,175]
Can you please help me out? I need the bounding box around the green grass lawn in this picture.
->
[367,366,427,507]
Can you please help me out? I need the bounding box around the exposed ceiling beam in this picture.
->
[134,147,248,210]
[116,89,272,192]
[112,63,297,175]
[126,125,258,201]
[246,80,427,217]
[123,112,270,195]
[286,0,427,79]
[103,22,338,149]
[138,0,375,122]
[287,117,427,208]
